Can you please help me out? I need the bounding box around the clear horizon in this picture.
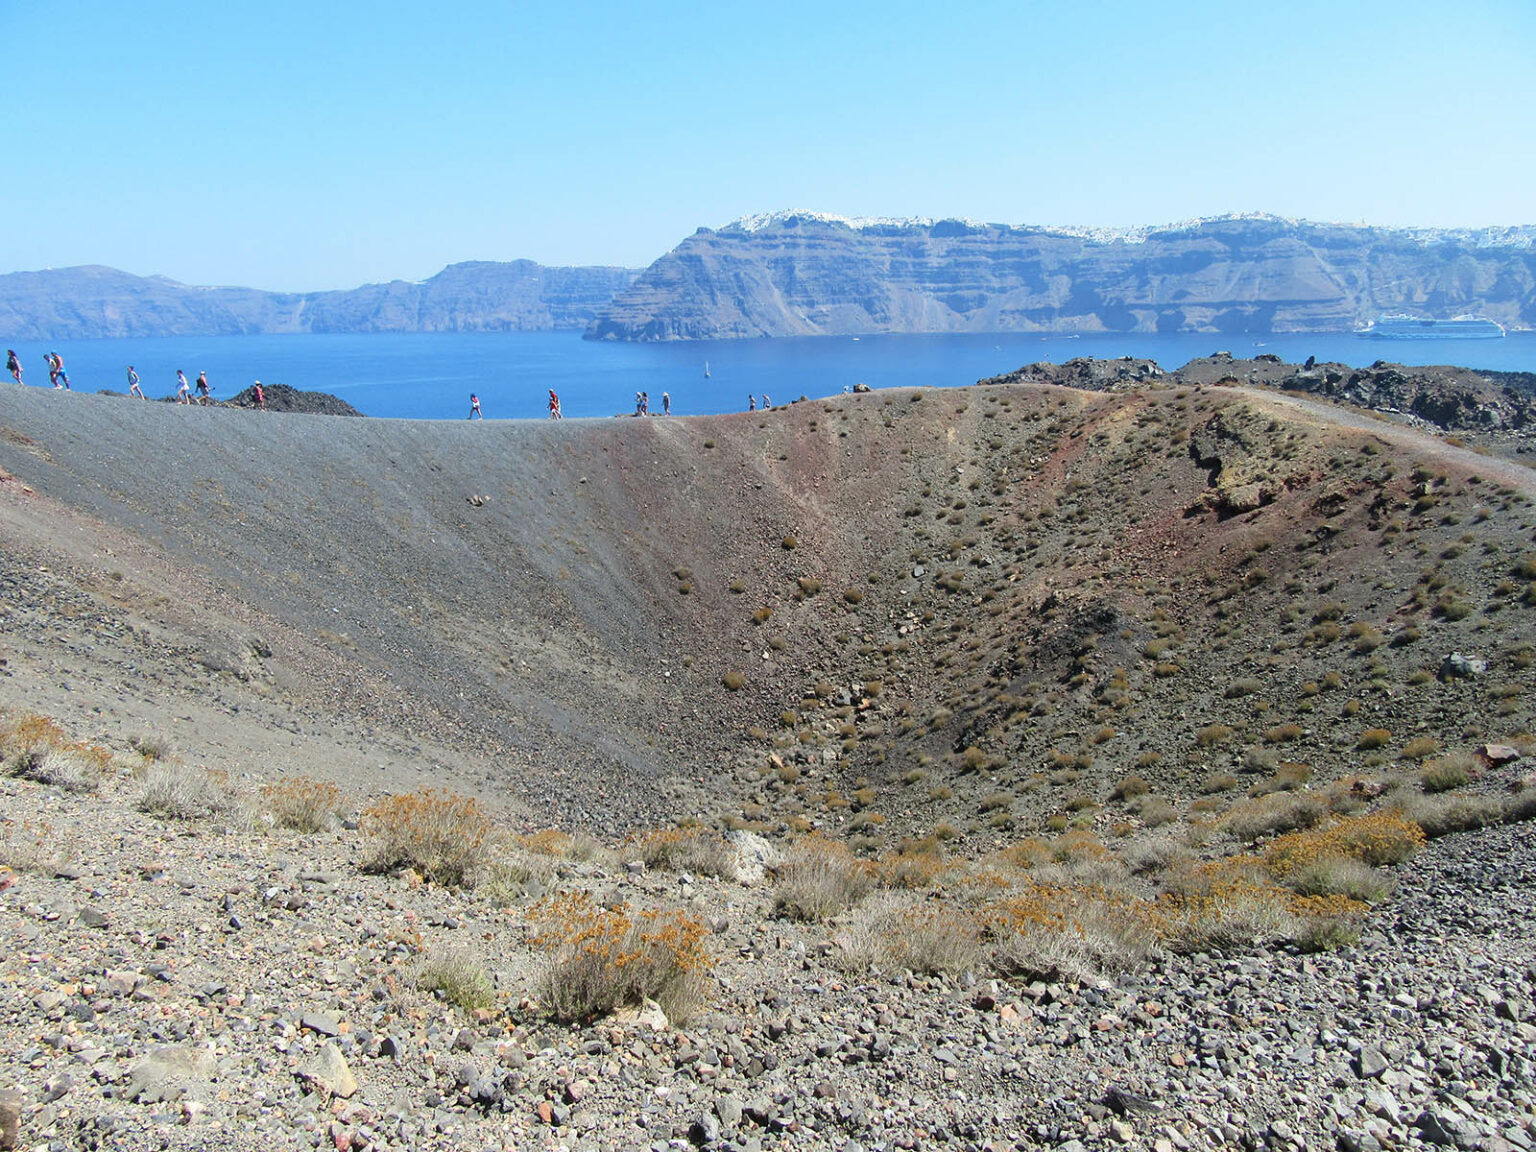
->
[3,0,1532,292]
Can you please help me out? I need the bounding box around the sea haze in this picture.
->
[12,330,1536,420]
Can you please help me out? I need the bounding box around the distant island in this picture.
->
[0,260,638,341]
[7,213,1535,343]
[585,212,1536,341]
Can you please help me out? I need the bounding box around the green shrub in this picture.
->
[418,949,496,1013]
[1419,753,1477,794]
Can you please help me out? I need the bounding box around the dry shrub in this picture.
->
[137,761,247,822]
[1196,724,1235,748]
[129,733,173,761]
[1419,753,1478,794]
[832,896,982,975]
[260,776,346,833]
[1505,781,1536,824]
[628,828,735,878]
[1201,772,1240,794]
[1136,796,1178,828]
[527,892,711,1023]
[1263,723,1304,744]
[418,948,496,1013]
[876,841,950,890]
[984,884,1155,981]
[1293,914,1363,953]
[517,828,576,857]
[0,818,56,874]
[1400,736,1440,762]
[1396,792,1505,839]
[1222,793,1328,844]
[1155,860,1298,953]
[993,838,1052,871]
[1356,728,1392,751]
[1286,857,1395,903]
[1110,774,1150,801]
[772,835,874,922]
[1119,832,1193,876]
[1249,762,1313,797]
[1,713,111,791]
[362,789,494,887]
[477,856,554,907]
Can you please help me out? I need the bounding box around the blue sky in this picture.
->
[2,0,1532,291]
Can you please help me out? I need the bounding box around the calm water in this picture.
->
[9,330,1536,420]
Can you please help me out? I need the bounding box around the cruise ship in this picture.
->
[1362,313,1506,339]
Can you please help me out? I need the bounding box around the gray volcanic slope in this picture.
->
[0,385,927,829]
[587,213,1536,341]
[3,368,1535,851]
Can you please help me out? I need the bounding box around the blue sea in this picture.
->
[9,330,1536,420]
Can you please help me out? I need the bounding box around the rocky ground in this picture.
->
[1,760,1534,1152]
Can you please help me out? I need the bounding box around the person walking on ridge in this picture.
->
[5,350,20,385]
[49,353,69,389]
[176,369,190,404]
[661,391,670,415]
[469,393,483,419]
[127,366,145,398]
[761,392,770,410]
[748,394,755,412]
[195,370,210,404]
[548,390,561,418]
[253,381,266,410]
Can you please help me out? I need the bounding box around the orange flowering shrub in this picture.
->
[1,712,111,790]
[362,788,494,887]
[527,891,712,1023]
[1264,812,1424,875]
[260,776,345,833]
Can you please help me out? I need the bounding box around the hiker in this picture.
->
[469,393,482,419]
[127,366,144,398]
[661,391,670,415]
[635,391,644,416]
[748,394,755,412]
[176,369,190,404]
[548,389,561,418]
[253,381,266,410]
[195,371,210,404]
[640,391,649,415]
[761,392,770,409]
[49,353,69,390]
[5,350,20,385]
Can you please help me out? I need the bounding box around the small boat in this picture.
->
[704,361,711,378]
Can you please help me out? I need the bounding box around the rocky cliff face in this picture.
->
[585,212,1536,341]
[0,261,638,340]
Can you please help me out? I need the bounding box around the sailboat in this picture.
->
[704,361,711,378]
